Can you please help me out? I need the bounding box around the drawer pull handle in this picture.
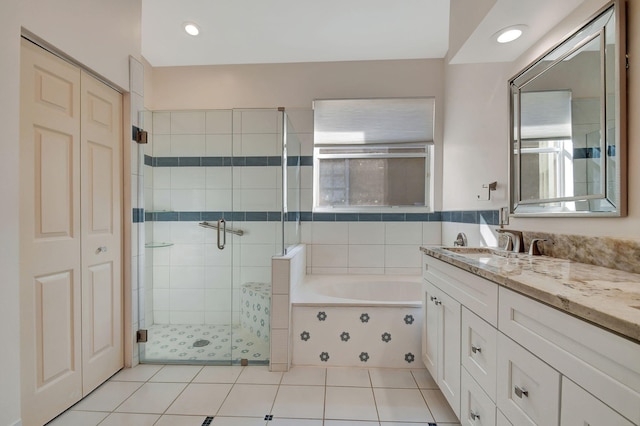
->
[434,300,442,306]
[430,296,436,302]
[471,345,482,354]
[470,411,480,421]
[514,385,529,398]
[96,246,107,254]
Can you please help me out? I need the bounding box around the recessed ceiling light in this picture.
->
[494,25,527,44]
[184,22,200,36]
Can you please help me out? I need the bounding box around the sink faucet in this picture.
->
[528,238,547,256]
[495,229,524,253]
[453,232,467,247]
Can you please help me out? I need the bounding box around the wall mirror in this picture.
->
[509,1,626,216]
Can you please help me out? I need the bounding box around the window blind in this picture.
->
[313,97,435,146]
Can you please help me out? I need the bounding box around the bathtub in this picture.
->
[292,274,421,306]
[291,274,423,368]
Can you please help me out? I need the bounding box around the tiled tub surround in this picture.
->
[420,245,640,343]
[292,274,422,368]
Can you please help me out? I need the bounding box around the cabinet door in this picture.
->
[422,280,439,378]
[438,287,461,419]
[461,367,496,426]
[560,377,633,426]
[497,333,560,426]
[462,307,497,402]
[422,279,462,419]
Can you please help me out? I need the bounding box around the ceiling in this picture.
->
[141,0,586,68]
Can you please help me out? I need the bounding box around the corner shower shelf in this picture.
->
[145,242,174,248]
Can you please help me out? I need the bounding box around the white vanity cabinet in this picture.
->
[421,252,640,426]
[422,278,461,418]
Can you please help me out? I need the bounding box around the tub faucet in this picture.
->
[496,229,524,253]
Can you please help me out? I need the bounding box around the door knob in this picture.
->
[96,246,108,254]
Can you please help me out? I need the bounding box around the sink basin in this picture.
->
[442,247,521,259]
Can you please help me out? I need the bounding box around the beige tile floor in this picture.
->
[47,364,461,426]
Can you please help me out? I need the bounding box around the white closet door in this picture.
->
[80,70,123,395]
[19,39,83,426]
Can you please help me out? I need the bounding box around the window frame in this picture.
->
[313,142,434,213]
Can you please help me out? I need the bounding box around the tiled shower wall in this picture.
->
[145,109,285,326]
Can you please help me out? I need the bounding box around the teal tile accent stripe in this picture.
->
[140,209,500,225]
[144,155,315,167]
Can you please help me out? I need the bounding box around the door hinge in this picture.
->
[136,329,148,343]
[132,126,148,144]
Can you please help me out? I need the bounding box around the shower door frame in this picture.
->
[139,108,286,366]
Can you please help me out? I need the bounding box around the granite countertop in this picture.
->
[420,246,640,344]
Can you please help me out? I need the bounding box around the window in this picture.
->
[313,98,434,212]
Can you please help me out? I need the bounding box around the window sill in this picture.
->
[313,206,433,214]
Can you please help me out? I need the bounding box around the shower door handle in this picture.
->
[217,218,226,250]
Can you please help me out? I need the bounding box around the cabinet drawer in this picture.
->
[461,367,496,426]
[498,287,640,424]
[561,377,634,426]
[497,333,560,426]
[424,255,498,326]
[462,307,497,401]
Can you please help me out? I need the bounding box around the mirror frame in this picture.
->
[508,0,627,217]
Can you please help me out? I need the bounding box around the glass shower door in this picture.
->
[140,109,236,364]
[140,108,282,365]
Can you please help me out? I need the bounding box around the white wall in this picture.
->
[0,1,141,424]
[21,0,141,90]
[442,61,511,212]
[0,2,23,424]
[448,0,497,60]
[148,59,444,110]
[442,0,640,239]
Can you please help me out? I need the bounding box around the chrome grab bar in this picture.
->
[217,219,226,250]
[198,221,244,236]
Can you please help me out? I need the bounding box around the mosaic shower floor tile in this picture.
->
[142,324,269,363]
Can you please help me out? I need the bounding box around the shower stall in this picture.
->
[140,108,301,365]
